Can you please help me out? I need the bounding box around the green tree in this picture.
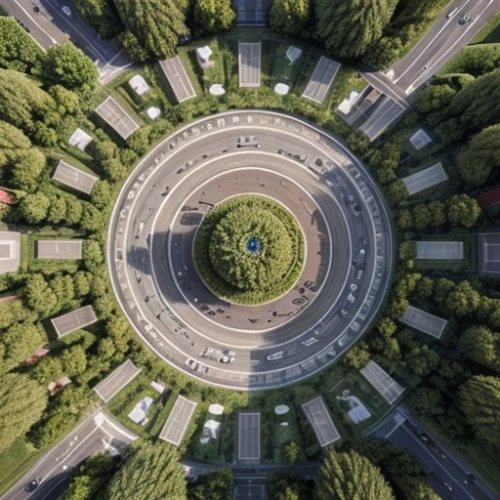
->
[285,441,300,465]
[457,125,500,186]
[188,470,232,500]
[386,180,408,206]
[315,449,394,500]
[270,0,310,35]
[60,345,88,377]
[41,43,98,93]
[194,0,235,35]
[73,0,123,39]
[412,204,430,231]
[445,280,480,316]
[459,325,500,372]
[0,17,43,72]
[49,274,75,310]
[105,441,187,500]
[113,0,188,60]
[24,273,58,317]
[1,322,45,372]
[19,192,50,224]
[0,372,47,451]
[446,194,481,228]
[46,195,68,225]
[427,201,446,227]
[83,240,104,270]
[91,181,113,210]
[458,375,500,446]
[316,0,397,59]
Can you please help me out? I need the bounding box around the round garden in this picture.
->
[193,195,305,305]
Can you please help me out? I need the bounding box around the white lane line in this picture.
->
[394,0,472,82]
[11,0,57,45]
[410,0,497,88]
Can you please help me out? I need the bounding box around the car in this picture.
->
[458,15,471,25]
[446,7,460,18]
[62,6,71,16]
[467,472,477,482]
[25,477,42,492]
[443,482,453,491]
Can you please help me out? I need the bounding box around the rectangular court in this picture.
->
[159,56,196,103]
[360,360,405,405]
[358,96,406,141]
[52,160,99,195]
[239,412,261,460]
[400,305,447,339]
[402,162,448,196]
[51,305,98,338]
[37,240,82,260]
[95,96,140,140]
[93,359,142,403]
[302,56,340,104]
[239,43,261,88]
[479,233,500,274]
[302,396,340,447]
[234,485,267,500]
[160,395,198,446]
[417,241,464,260]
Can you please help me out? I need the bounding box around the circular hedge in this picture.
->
[193,195,305,305]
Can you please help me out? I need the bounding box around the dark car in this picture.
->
[467,472,477,482]
[25,477,42,492]
[458,15,471,25]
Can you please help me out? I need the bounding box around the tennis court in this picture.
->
[402,162,448,196]
[52,160,99,195]
[239,412,261,460]
[37,240,82,260]
[358,96,406,141]
[479,233,500,274]
[400,305,447,339]
[360,360,404,405]
[93,359,142,403]
[417,241,464,260]
[159,395,198,446]
[51,305,98,338]
[0,231,20,274]
[302,56,340,104]
[234,484,267,499]
[95,96,140,140]
[160,56,196,103]
[239,43,261,88]
[302,396,340,447]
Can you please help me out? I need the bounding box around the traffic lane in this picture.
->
[394,0,500,91]
[40,0,116,64]
[0,0,65,48]
[389,426,490,500]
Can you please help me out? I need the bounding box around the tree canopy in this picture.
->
[194,0,236,35]
[459,325,500,372]
[315,0,397,59]
[104,441,186,500]
[0,372,47,452]
[315,449,394,500]
[270,0,310,35]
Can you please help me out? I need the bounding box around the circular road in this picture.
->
[107,110,394,390]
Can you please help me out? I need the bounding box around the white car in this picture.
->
[62,6,71,16]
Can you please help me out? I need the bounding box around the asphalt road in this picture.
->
[107,110,394,390]
[0,411,138,500]
[0,0,132,82]
[373,408,499,500]
[391,0,500,94]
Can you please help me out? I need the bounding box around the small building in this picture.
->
[0,231,21,275]
[37,240,83,260]
[128,75,150,96]
[400,305,447,339]
[479,232,500,275]
[409,129,432,150]
[52,159,99,195]
[68,128,93,151]
[51,305,98,338]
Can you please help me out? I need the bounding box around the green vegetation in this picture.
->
[193,0,236,35]
[269,0,311,36]
[194,195,304,305]
[187,469,233,500]
[315,449,395,500]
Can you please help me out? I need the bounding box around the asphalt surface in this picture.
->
[0,0,132,82]
[239,413,261,461]
[107,110,394,390]
[93,359,142,403]
[239,43,261,87]
[0,411,138,500]
[302,396,340,447]
[373,408,500,500]
[391,0,500,94]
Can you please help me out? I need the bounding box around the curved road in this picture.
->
[107,110,394,390]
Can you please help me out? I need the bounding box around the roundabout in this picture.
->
[108,110,395,390]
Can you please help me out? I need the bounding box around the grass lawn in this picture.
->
[0,438,42,496]
[323,371,392,440]
[187,410,227,463]
[471,10,500,44]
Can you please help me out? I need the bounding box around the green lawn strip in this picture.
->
[148,388,179,438]
[439,43,500,75]
[0,438,43,496]
[186,409,226,463]
[471,10,500,44]
[324,66,366,111]
[177,49,204,96]
[323,371,391,441]
[19,233,30,272]
[203,41,226,90]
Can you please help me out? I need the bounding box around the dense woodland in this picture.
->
[0,0,499,499]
